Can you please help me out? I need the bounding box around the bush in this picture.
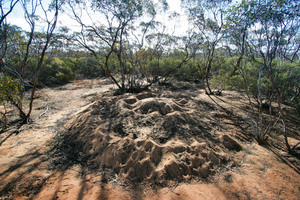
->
[211,56,240,90]
[176,60,199,81]
[274,60,300,112]
[0,75,21,130]
[38,57,75,86]
[0,75,21,103]
[212,57,300,112]
[75,57,105,78]
[145,58,183,78]
[145,59,161,77]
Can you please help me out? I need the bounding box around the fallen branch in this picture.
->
[34,104,49,121]
[291,141,300,151]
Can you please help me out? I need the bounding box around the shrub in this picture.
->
[39,57,75,86]
[0,75,21,130]
[75,57,105,78]
[176,60,199,81]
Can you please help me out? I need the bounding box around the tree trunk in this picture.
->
[26,0,59,121]
[119,27,126,91]
[205,69,212,94]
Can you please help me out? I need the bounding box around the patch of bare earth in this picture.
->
[0,79,299,200]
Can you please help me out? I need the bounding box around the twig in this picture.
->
[169,182,180,195]
[35,104,49,121]
[272,112,281,127]
[291,141,300,151]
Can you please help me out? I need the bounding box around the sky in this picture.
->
[4,0,191,36]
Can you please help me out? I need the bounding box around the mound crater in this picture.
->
[49,89,243,184]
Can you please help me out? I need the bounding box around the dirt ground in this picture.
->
[0,78,299,200]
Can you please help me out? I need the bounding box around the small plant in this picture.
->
[0,75,22,130]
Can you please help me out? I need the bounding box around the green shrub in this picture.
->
[0,75,21,130]
[212,57,300,112]
[39,57,75,86]
[0,75,21,104]
[75,57,105,78]
[176,60,199,81]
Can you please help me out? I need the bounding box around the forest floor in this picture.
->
[0,78,299,200]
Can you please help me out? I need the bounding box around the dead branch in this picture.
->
[34,104,49,121]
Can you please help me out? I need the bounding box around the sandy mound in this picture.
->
[49,87,243,183]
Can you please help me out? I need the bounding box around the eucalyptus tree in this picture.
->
[182,0,232,95]
[0,25,23,129]
[0,0,62,126]
[0,0,20,61]
[145,25,176,82]
[123,20,160,89]
[227,0,300,152]
[26,0,62,121]
[0,0,62,123]
[68,0,168,92]
[0,0,23,128]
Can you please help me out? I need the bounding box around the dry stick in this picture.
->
[272,112,281,127]
[10,98,26,119]
[4,103,7,129]
[197,64,209,94]
[201,66,209,95]
[205,56,214,94]
[118,26,125,90]
[162,55,189,79]
[86,28,121,90]
[170,182,180,195]
[291,142,300,151]
[34,104,49,121]
[128,16,156,88]
[257,64,266,143]
[229,32,246,78]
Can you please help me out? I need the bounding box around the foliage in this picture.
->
[212,58,300,110]
[27,55,107,86]
[210,56,238,89]
[182,0,232,94]
[75,57,105,78]
[38,57,75,86]
[69,0,169,91]
[0,75,21,105]
[274,60,300,109]
[0,25,26,68]
[226,0,300,148]
[0,75,21,130]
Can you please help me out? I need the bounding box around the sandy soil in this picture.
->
[0,78,299,200]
